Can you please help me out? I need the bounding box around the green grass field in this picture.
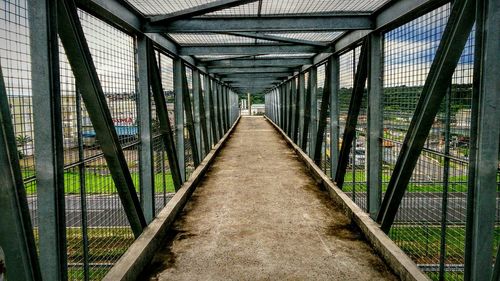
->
[24,171,175,195]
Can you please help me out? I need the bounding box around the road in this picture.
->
[26,192,500,227]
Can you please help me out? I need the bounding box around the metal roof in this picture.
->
[124,0,391,93]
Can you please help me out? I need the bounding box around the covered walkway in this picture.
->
[143,117,396,280]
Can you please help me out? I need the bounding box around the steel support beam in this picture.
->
[464,0,500,279]
[29,0,67,279]
[174,58,186,182]
[314,60,331,166]
[366,33,383,219]
[329,56,340,180]
[308,67,318,158]
[222,72,291,78]
[230,83,278,87]
[376,0,476,233]
[216,83,224,138]
[57,0,146,237]
[0,63,42,281]
[221,32,328,47]
[203,74,213,150]
[180,45,319,56]
[144,15,373,33]
[292,77,300,143]
[137,36,155,222]
[205,58,312,68]
[286,83,291,133]
[291,77,298,142]
[223,77,282,83]
[192,69,203,161]
[334,40,368,188]
[208,79,218,145]
[209,67,295,74]
[298,72,306,148]
[287,81,293,135]
[301,72,312,151]
[149,0,259,23]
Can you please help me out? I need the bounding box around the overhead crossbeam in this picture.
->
[221,72,292,78]
[144,15,373,33]
[180,44,319,56]
[209,67,294,74]
[203,58,312,68]
[220,32,328,47]
[222,77,283,83]
[149,0,259,23]
[376,0,476,233]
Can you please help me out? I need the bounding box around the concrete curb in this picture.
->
[103,116,241,281]
[265,116,431,281]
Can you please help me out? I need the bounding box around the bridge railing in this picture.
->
[265,2,499,280]
[0,1,239,280]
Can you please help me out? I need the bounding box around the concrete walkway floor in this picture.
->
[143,116,398,281]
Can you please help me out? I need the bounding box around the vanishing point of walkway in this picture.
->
[144,117,398,280]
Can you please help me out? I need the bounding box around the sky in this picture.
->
[0,0,475,99]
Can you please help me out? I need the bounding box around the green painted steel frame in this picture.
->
[57,0,147,237]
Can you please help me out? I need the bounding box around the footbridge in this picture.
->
[0,0,499,281]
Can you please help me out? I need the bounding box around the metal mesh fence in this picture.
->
[59,9,138,279]
[154,51,176,214]
[382,4,480,280]
[264,3,499,280]
[337,47,368,210]
[0,0,38,228]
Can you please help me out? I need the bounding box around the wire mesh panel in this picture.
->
[337,47,367,209]
[382,4,479,280]
[58,9,138,279]
[0,0,38,228]
[154,51,175,214]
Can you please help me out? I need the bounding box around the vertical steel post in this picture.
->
[29,0,67,279]
[216,83,224,138]
[329,56,340,180]
[298,73,305,147]
[309,67,318,158]
[209,79,218,143]
[247,92,252,117]
[464,0,499,279]
[192,69,203,160]
[197,73,210,157]
[174,58,186,182]
[314,61,331,166]
[203,75,213,149]
[287,81,293,136]
[301,73,310,151]
[292,77,299,143]
[0,63,42,281]
[75,88,90,280]
[367,33,383,219]
[137,36,155,222]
